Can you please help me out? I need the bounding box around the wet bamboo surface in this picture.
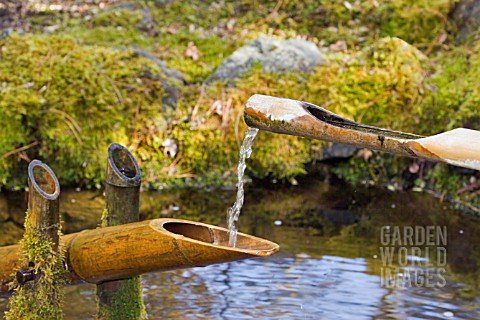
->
[244,94,480,171]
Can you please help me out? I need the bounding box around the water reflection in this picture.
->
[0,178,479,319]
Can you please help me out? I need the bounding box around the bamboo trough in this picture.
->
[244,94,480,171]
[0,218,279,295]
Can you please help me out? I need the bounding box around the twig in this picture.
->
[255,0,283,26]
[221,96,232,141]
[131,99,141,150]
[424,189,480,215]
[41,109,83,144]
[104,76,123,106]
[0,141,39,160]
[42,108,81,133]
[191,83,206,122]
[457,183,479,194]
[234,108,242,147]
[356,91,389,123]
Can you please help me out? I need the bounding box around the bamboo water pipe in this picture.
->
[0,218,279,295]
[244,94,480,171]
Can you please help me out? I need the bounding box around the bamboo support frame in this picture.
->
[244,94,480,171]
[0,218,279,295]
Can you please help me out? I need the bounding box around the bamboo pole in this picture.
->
[27,160,61,247]
[97,143,144,319]
[244,94,480,171]
[0,218,280,295]
[3,160,63,319]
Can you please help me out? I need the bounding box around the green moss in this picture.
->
[307,37,429,131]
[100,208,108,228]
[417,40,480,133]
[160,65,325,186]
[97,276,147,320]
[0,0,478,210]
[97,204,147,319]
[0,33,172,189]
[4,211,66,320]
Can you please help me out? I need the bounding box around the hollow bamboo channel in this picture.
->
[0,218,280,295]
[244,94,480,171]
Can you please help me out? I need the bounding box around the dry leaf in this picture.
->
[185,41,200,61]
[357,148,373,161]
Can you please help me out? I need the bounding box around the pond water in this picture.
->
[0,177,479,319]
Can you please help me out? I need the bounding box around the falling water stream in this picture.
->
[227,127,259,247]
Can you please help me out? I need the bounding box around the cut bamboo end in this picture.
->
[106,143,141,187]
[408,128,480,171]
[27,160,61,245]
[69,219,279,284]
[156,219,280,256]
[28,160,60,201]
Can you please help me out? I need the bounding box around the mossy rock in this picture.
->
[307,37,429,131]
[0,0,478,209]
[0,33,179,189]
[207,36,324,83]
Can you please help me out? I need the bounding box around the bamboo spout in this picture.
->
[0,218,279,294]
[244,94,480,171]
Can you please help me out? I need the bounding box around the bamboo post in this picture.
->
[27,160,61,246]
[96,143,146,320]
[4,160,63,319]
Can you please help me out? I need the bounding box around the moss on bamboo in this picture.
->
[96,276,147,320]
[4,211,66,320]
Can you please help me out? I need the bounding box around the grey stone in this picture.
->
[322,142,357,160]
[153,0,177,5]
[450,0,480,41]
[208,36,324,83]
[132,47,184,83]
[131,47,183,109]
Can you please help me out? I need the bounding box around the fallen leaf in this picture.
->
[357,148,373,161]
[329,40,347,52]
[185,41,200,61]
[408,162,420,174]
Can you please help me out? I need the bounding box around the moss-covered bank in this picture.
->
[0,0,478,210]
